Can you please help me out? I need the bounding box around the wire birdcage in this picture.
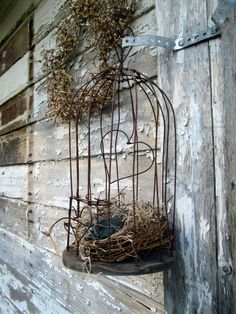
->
[62,38,176,275]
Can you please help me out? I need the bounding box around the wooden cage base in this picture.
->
[62,248,175,275]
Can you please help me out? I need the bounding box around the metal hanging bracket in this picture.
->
[122,0,236,51]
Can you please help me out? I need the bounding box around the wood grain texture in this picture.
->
[28,94,160,163]
[0,228,164,313]
[33,0,68,44]
[0,20,29,76]
[208,1,236,313]
[0,127,28,166]
[0,1,166,313]
[0,187,165,305]
[0,197,28,239]
[0,0,40,45]
[0,52,29,106]
[0,165,28,200]
[0,89,29,130]
[0,87,32,136]
[27,156,160,208]
[156,0,218,313]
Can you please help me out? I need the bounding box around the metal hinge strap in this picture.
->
[173,26,222,51]
[123,35,175,50]
[122,0,236,51]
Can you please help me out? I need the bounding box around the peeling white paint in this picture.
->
[0,53,29,106]
[0,1,165,313]
[87,280,115,301]
[33,164,40,180]
[56,149,62,157]
[0,166,28,199]
[199,217,210,240]
[34,0,67,38]
[33,29,57,79]
[80,68,87,78]
[54,126,68,140]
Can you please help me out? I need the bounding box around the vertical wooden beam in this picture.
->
[208,1,236,313]
[155,1,218,312]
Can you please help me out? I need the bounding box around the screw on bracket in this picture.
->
[173,27,222,50]
[123,27,222,51]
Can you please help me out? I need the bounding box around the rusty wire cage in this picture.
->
[62,44,176,275]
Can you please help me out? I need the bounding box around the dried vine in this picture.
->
[44,0,135,123]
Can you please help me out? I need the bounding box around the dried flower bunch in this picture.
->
[44,0,135,123]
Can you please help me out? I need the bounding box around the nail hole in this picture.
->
[203,32,207,36]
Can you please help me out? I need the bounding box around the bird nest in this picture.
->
[68,198,172,264]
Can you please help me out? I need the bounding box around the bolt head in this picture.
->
[178,39,185,47]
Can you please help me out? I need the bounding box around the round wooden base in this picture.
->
[62,248,174,275]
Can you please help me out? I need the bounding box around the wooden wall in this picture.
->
[156,0,236,313]
[1,0,235,313]
[0,0,165,313]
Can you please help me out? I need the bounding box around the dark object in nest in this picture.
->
[85,217,124,241]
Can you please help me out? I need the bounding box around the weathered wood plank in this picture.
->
[33,4,158,82]
[28,156,160,209]
[208,1,236,312]
[0,3,166,313]
[0,52,29,106]
[33,27,57,81]
[0,258,70,314]
[30,78,48,122]
[134,0,155,18]
[29,95,160,163]
[33,0,67,44]
[0,0,40,45]
[0,127,28,166]
[110,273,164,307]
[0,165,28,200]
[33,0,155,46]
[0,293,21,314]
[155,0,218,313]
[13,199,164,307]
[0,88,32,135]
[0,197,69,254]
[0,20,29,76]
[0,228,163,313]
[0,197,28,239]
[19,200,164,309]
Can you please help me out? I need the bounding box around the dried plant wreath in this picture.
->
[44,0,136,123]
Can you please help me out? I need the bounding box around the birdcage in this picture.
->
[62,41,176,275]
